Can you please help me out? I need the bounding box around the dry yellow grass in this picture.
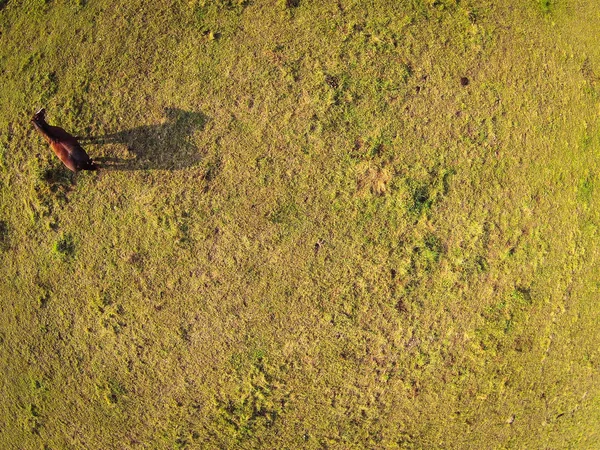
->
[1,0,600,448]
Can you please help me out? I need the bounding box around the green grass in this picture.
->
[1,0,600,448]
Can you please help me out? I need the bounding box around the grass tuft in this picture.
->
[52,233,75,259]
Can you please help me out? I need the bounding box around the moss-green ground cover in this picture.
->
[1,0,600,447]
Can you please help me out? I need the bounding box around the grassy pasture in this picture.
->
[1,0,600,448]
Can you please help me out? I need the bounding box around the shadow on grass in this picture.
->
[83,108,208,171]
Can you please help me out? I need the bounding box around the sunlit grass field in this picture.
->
[1,0,600,447]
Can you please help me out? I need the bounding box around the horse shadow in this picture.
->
[82,108,208,171]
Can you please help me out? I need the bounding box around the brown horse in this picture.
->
[31,108,97,172]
